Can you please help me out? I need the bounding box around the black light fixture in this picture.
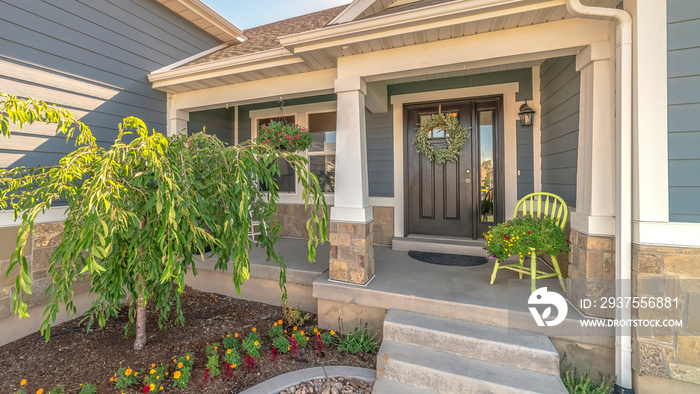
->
[518,101,536,127]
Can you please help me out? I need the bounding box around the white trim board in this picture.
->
[0,207,67,228]
[391,83,520,238]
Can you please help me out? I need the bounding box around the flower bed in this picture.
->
[0,287,377,393]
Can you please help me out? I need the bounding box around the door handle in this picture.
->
[465,178,471,184]
[465,169,471,174]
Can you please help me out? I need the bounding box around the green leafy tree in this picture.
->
[0,94,328,350]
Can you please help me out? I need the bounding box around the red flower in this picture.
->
[527,231,531,234]
[143,385,151,393]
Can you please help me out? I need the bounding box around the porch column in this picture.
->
[328,77,375,285]
[167,97,189,136]
[568,41,616,317]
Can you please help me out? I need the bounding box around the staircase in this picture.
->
[373,310,568,394]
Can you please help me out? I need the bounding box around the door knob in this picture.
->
[465,178,471,184]
[465,169,471,174]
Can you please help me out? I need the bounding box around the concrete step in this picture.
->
[377,341,567,394]
[372,377,438,394]
[383,309,560,375]
[392,236,486,256]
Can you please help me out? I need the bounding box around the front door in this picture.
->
[405,97,502,239]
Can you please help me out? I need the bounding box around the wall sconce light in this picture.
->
[518,101,535,127]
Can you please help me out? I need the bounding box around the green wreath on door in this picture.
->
[413,113,470,164]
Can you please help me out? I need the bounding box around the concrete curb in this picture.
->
[239,366,376,394]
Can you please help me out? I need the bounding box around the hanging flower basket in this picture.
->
[256,120,312,152]
[413,113,469,164]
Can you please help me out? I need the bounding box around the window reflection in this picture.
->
[479,111,495,222]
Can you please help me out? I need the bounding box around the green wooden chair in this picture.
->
[489,192,568,293]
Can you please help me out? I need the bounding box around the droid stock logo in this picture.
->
[528,287,568,327]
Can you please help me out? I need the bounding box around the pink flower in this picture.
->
[296,135,300,139]
[262,141,266,145]
[262,125,266,129]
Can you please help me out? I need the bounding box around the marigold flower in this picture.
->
[125,368,133,376]
[254,341,259,346]
[20,379,27,386]
[232,363,237,368]
[156,376,160,380]
[173,370,181,379]
[235,333,239,338]
[301,330,304,335]
[37,389,44,394]
[331,330,336,335]
[215,346,218,350]
[173,359,177,363]
[284,330,287,333]
[165,372,169,376]
[178,362,183,369]
[150,369,156,375]
[151,363,155,368]
[150,384,155,390]
[278,319,283,324]
[306,337,309,341]
[274,322,278,326]
[314,328,318,333]
[293,326,297,331]
[110,377,115,382]
[227,349,232,354]
[252,327,257,332]
[227,334,230,337]
[160,387,163,391]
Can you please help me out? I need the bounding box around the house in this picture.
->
[1,0,699,393]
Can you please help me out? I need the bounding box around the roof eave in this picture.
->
[156,0,246,43]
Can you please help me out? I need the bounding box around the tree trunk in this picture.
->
[133,277,147,350]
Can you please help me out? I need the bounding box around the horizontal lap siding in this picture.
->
[539,56,579,208]
[0,0,220,169]
[366,109,394,197]
[188,109,236,146]
[517,122,534,198]
[668,0,700,222]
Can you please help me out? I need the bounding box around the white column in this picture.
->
[166,96,189,137]
[571,41,616,236]
[331,77,373,223]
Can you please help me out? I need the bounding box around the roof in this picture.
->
[155,0,245,44]
[358,0,458,19]
[183,6,347,67]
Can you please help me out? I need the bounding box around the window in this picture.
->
[257,116,296,193]
[307,112,336,193]
[479,110,495,223]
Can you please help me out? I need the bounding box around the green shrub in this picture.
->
[337,320,378,355]
[78,383,97,394]
[272,335,290,353]
[282,302,311,328]
[206,342,221,377]
[223,332,240,350]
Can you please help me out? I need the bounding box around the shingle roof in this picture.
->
[358,0,459,20]
[183,6,347,67]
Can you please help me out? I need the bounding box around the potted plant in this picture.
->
[484,216,570,262]
[256,120,312,152]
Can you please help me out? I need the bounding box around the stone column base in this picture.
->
[328,221,375,285]
[567,230,615,318]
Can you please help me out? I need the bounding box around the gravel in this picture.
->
[279,376,374,394]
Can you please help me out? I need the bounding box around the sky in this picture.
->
[204,0,353,30]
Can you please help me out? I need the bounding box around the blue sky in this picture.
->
[204,0,352,29]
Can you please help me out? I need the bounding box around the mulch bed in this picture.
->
[0,287,377,393]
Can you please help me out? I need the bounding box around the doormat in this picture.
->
[408,250,488,267]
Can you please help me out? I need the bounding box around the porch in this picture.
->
[186,237,614,372]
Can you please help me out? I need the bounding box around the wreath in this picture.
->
[413,113,470,164]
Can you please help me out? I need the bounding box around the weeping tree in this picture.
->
[0,94,328,350]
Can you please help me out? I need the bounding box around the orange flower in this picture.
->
[227,334,230,338]
[37,389,44,394]
[301,330,305,335]
[20,380,27,386]
[134,372,139,377]
[150,369,156,375]
[331,330,336,335]
[284,330,287,333]
[173,370,181,379]
[151,363,155,368]
[234,333,239,338]
[314,328,318,333]
[232,364,237,368]
[125,368,133,376]
[274,322,278,326]
[252,327,257,332]
[227,349,232,354]
[293,326,297,331]
[173,359,177,363]
[306,337,310,341]
[110,377,115,382]
[165,372,169,376]
[160,387,163,390]
[254,341,259,346]
[278,319,283,325]
[214,346,218,350]
[186,355,190,360]
[178,363,183,369]
[149,384,155,391]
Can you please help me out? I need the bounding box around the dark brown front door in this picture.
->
[406,97,503,239]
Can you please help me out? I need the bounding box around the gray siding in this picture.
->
[539,56,580,208]
[668,0,700,222]
[366,108,394,197]
[517,122,534,198]
[0,0,221,168]
[188,109,236,146]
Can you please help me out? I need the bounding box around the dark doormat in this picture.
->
[408,250,489,267]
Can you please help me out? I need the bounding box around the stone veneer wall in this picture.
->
[566,230,615,318]
[0,222,90,319]
[632,244,700,389]
[276,204,394,246]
